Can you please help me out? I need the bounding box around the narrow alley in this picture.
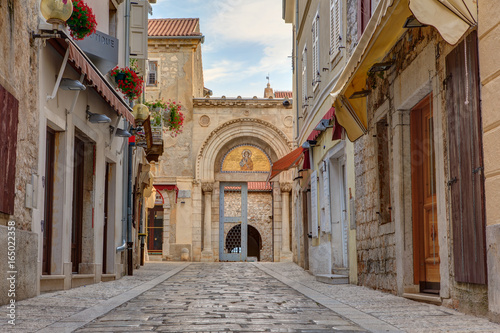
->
[5,262,500,333]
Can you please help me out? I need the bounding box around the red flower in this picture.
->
[67,0,97,40]
[110,66,144,100]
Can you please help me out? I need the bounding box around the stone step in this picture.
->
[315,274,349,285]
[403,292,442,305]
[147,255,164,262]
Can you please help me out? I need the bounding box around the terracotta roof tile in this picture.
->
[274,91,293,99]
[149,18,201,37]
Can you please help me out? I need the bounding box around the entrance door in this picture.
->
[71,137,85,273]
[219,183,248,261]
[103,163,110,274]
[411,95,440,293]
[43,128,55,275]
[147,206,163,255]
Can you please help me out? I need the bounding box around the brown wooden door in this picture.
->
[43,128,55,275]
[103,163,110,274]
[446,31,487,285]
[72,137,85,273]
[302,190,310,271]
[411,95,440,293]
[147,206,163,254]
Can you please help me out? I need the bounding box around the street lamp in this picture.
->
[40,0,74,26]
[132,103,150,126]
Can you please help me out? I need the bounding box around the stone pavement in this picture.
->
[2,262,500,333]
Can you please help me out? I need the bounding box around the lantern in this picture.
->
[132,103,150,125]
[41,0,73,25]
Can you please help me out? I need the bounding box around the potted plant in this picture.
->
[144,100,166,127]
[163,100,184,137]
[110,66,144,100]
[66,0,97,40]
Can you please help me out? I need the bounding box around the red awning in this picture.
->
[48,38,135,124]
[269,147,305,181]
[307,107,336,142]
[154,185,179,203]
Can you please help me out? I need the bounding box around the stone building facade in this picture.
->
[0,0,40,303]
[478,0,500,321]
[145,18,295,263]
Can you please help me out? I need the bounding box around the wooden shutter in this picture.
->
[302,46,307,105]
[330,0,342,58]
[310,170,319,238]
[148,61,157,86]
[130,0,148,58]
[0,84,19,215]
[445,31,487,285]
[357,0,371,39]
[321,164,332,233]
[312,13,319,87]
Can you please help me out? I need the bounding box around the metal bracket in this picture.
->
[47,45,70,100]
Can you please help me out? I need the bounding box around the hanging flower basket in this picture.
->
[163,100,184,137]
[110,66,144,100]
[66,0,97,40]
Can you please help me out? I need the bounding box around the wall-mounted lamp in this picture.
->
[110,126,132,138]
[132,103,150,126]
[403,16,426,28]
[314,119,333,132]
[40,0,73,26]
[349,90,371,99]
[301,140,317,149]
[368,61,394,73]
[60,78,86,91]
[86,107,111,123]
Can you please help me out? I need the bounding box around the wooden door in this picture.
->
[147,206,163,254]
[43,128,55,275]
[103,163,110,274]
[302,189,310,271]
[411,95,440,293]
[72,137,85,273]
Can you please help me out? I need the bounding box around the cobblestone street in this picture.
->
[3,262,500,332]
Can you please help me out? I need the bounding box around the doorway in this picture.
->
[71,136,85,273]
[43,128,55,275]
[147,206,164,255]
[219,183,248,261]
[411,95,440,293]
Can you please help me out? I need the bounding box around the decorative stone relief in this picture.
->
[199,115,210,127]
[280,182,293,193]
[284,116,293,128]
[201,182,214,193]
[243,110,250,116]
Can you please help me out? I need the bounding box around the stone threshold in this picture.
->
[315,273,349,285]
[403,292,442,305]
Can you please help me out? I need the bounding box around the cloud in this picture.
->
[204,59,245,83]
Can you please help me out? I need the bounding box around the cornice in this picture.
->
[193,97,290,109]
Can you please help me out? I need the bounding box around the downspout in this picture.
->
[295,0,300,141]
[127,138,134,275]
[117,119,128,253]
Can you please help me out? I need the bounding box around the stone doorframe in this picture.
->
[196,118,294,262]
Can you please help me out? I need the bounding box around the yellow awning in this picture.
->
[409,0,477,45]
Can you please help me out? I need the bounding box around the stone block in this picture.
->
[485,175,500,226]
[0,226,38,305]
[170,244,192,261]
[480,77,500,131]
[483,127,500,177]
[478,28,500,82]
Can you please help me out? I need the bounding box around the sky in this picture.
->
[151,0,293,98]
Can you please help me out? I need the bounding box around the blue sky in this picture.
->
[151,0,293,98]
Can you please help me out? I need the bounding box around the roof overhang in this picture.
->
[48,37,135,124]
[282,0,294,23]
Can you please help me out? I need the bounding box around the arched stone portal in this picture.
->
[196,117,294,262]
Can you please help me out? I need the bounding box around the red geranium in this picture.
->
[163,100,184,137]
[67,0,97,40]
[110,66,144,100]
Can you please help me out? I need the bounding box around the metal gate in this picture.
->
[219,183,248,261]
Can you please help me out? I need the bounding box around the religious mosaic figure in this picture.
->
[239,149,254,171]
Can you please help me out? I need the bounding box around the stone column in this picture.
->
[280,182,293,262]
[201,182,214,262]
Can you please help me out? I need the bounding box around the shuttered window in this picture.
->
[312,12,320,90]
[321,163,332,233]
[330,0,342,59]
[302,46,308,108]
[147,61,157,86]
[310,170,319,238]
[357,0,371,38]
[445,31,487,285]
[0,84,19,215]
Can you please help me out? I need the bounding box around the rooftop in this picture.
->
[148,18,201,37]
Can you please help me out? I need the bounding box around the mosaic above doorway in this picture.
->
[221,145,271,173]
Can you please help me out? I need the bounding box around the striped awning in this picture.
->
[269,147,305,181]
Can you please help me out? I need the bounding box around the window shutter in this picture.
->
[148,61,157,85]
[445,31,487,285]
[358,0,371,38]
[0,84,19,215]
[321,165,332,233]
[311,170,319,238]
[330,0,342,58]
[302,47,307,105]
[312,14,319,86]
[130,0,148,59]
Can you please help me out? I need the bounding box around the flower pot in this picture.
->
[114,72,126,83]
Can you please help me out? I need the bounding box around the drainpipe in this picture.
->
[294,0,300,141]
[117,121,128,253]
[125,0,131,67]
[127,136,134,275]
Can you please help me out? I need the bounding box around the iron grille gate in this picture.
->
[219,183,248,261]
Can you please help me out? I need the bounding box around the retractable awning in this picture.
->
[48,37,135,124]
[269,147,305,181]
[408,0,477,45]
[154,185,179,203]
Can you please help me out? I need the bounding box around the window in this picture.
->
[376,116,391,224]
[301,46,307,108]
[312,11,320,89]
[147,61,158,86]
[358,0,371,38]
[330,0,342,60]
[109,1,117,38]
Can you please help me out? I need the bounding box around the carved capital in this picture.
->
[280,182,293,193]
[201,182,214,193]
